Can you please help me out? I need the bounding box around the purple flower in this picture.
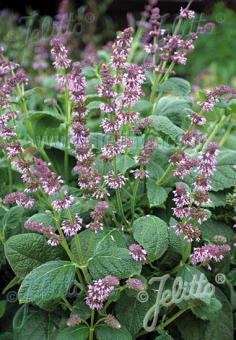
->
[24,220,54,236]
[47,234,62,246]
[135,140,156,165]
[130,169,149,180]
[86,275,119,310]
[120,65,145,107]
[175,223,201,242]
[181,130,205,148]
[180,7,195,20]
[61,214,83,237]
[104,314,121,329]
[129,243,147,262]
[52,192,74,211]
[4,192,35,208]
[66,313,81,327]
[104,171,127,189]
[191,112,206,126]
[97,64,115,99]
[31,158,63,195]
[191,243,231,270]
[198,142,218,177]
[171,51,187,65]
[193,176,211,192]
[173,184,190,207]
[5,142,22,159]
[50,36,71,69]
[126,278,145,291]
[68,62,86,103]
[86,201,109,233]
[198,102,214,111]
[111,27,134,69]
[170,151,197,179]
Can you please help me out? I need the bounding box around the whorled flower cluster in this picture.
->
[191,243,231,270]
[85,275,119,310]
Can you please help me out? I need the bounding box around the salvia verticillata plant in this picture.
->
[0,1,236,339]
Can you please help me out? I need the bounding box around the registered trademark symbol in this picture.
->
[215,273,226,285]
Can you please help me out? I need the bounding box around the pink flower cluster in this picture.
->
[129,243,147,262]
[191,243,231,270]
[86,201,109,233]
[86,275,119,310]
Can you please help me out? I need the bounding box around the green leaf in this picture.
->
[200,220,234,243]
[147,179,168,207]
[115,290,156,336]
[149,115,184,142]
[73,293,91,320]
[56,325,89,340]
[87,101,102,111]
[155,330,174,339]
[157,77,191,96]
[72,228,129,261]
[14,307,59,340]
[133,215,168,261]
[116,155,136,173]
[0,300,6,319]
[211,151,236,191]
[26,212,55,227]
[18,260,76,304]
[178,265,213,305]
[29,110,63,123]
[133,99,153,115]
[192,297,222,320]
[154,95,192,126]
[94,228,129,254]
[96,325,133,340]
[176,289,233,340]
[5,233,64,278]
[88,247,141,279]
[2,206,25,240]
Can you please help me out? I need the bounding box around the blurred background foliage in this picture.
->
[0,0,235,88]
[182,2,236,87]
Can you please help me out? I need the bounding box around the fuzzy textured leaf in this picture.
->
[5,233,64,278]
[18,261,76,304]
[88,247,141,279]
[96,325,132,340]
[133,215,168,261]
[149,115,184,142]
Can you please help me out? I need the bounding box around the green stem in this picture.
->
[86,232,95,261]
[127,25,144,63]
[137,305,192,337]
[89,310,95,340]
[113,157,129,227]
[74,234,91,284]
[202,114,226,150]
[7,159,13,193]
[62,297,73,311]
[219,115,233,147]
[131,179,140,224]
[64,92,71,184]
[156,164,173,186]
[158,305,192,330]
[39,147,58,174]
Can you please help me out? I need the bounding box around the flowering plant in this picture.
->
[0,1,236,339]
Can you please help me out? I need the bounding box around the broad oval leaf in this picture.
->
[5,233,64,278]
[88,247,141,279]
[133,215,168,261]
[56,325,89,340]
[96,325,133,340]
[18,260,76,304]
